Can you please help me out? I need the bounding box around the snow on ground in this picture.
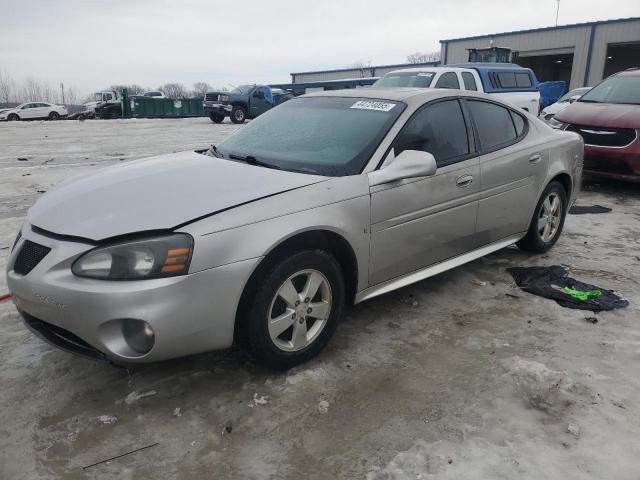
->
[1,118,639,479]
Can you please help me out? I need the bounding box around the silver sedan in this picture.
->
[6,89,583,369]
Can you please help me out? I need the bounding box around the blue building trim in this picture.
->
[583,24,597,87]
[440,16,639,43]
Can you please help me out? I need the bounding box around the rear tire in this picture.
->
[209,113,224,123]
[517,181,567,253]
[244,250,345,370]
[48,111,59,120]
[8,113,19,121]
[230,106,246,124]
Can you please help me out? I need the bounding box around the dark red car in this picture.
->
[551,69,640,182]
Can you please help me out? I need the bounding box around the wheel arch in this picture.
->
[549,172,572,197]
[234,229,359,342]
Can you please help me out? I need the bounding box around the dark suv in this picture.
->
[551,69,640,182]
[203,85,294,124]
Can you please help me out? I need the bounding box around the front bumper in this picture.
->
[6,225,259,363]
[582,135,640,183]
[203,102,232,115]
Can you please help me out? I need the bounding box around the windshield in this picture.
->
[558,88,589,103]
[579,76,640,105]
[216,97,405,176]
[373,72,435,88]
[231,85,254,94]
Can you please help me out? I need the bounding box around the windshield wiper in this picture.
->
[204,145,225,159]
[229,154,282,170]
[578,99,602,103]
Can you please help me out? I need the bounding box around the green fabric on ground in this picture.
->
[562,286,603,301]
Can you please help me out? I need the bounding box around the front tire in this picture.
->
[244,250,345,370]
[209,113,224,123]
[48,111,59,120]
[517,181,567,253]
[230,106,246,124]
[8,113,19,121]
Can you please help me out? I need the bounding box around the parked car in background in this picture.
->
[373,64,540,113]
[0,102,67,121]
[539,87,591,122]
[551,69,639,182]
[7,88,582,369]
[203,85,294,123]
[143,91,166,98]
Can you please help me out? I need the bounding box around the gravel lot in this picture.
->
[1,118,639,479]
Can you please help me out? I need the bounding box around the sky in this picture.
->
[0,0,638,96]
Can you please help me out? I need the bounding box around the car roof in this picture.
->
[303,87,499,106]
[384,66,471,74]
[615,68,640,77]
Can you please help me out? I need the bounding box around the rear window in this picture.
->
[467,100,518,151]
[373,72,435,88]
[491,71,533,89]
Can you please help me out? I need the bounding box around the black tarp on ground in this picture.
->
[569,205,612,214]
[508,265,628,312]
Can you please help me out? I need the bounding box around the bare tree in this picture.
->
[349,60,374,78]
[108,84,146,96]
[21,77,44,102]
[406,51,441,64]
[192,81,212,97]
[65,85,78,106]
[0,69,16,104]
[158,82,187,98]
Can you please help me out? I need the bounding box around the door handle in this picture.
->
[456,175,473,188]
[529,153,542,164]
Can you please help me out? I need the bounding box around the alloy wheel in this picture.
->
[267,269,332,352]
[538,192,562,242]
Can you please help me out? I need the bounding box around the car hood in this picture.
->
[542,102,568,116]
[28,151,327,241]
[555,102,640,128]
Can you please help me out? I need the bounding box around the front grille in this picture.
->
[205,93,219,102]
[566,124,637,147]
[13,240,51,275]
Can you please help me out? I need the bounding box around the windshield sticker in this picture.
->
[350,100,396,112]
[418,73,434,77]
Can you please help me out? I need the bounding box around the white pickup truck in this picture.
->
[373,64,540,113]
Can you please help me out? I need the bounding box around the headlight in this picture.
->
[548,117,567,130]
[220,95,229,102]
[72,233,193,280]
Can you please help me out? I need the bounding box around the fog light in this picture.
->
[122,319,155,354]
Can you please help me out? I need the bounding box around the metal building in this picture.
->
[289,61,439,84]
[440,17,640,90]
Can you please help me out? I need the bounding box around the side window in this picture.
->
[515,73,532,88]
[461,72,478,91]
[467,100,517,151]
[394,99,469,167]
[496,72,516,88]
[510,111,526,137]
[435,72,460,90]
[105,93,112,101]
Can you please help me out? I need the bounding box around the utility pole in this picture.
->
[60,82,65,105]
[555,0,560,26]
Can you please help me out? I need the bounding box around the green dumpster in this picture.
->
[130,97,206,118]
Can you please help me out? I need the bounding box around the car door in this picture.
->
[20,103,37,119]
[465,98,548,244]
[36,103,51,118]
[249,87,273,117]
[369,98,480,285]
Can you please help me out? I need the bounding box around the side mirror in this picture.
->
[368,150,437,186]
[568,96,579,103]
[254,90,264,99]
